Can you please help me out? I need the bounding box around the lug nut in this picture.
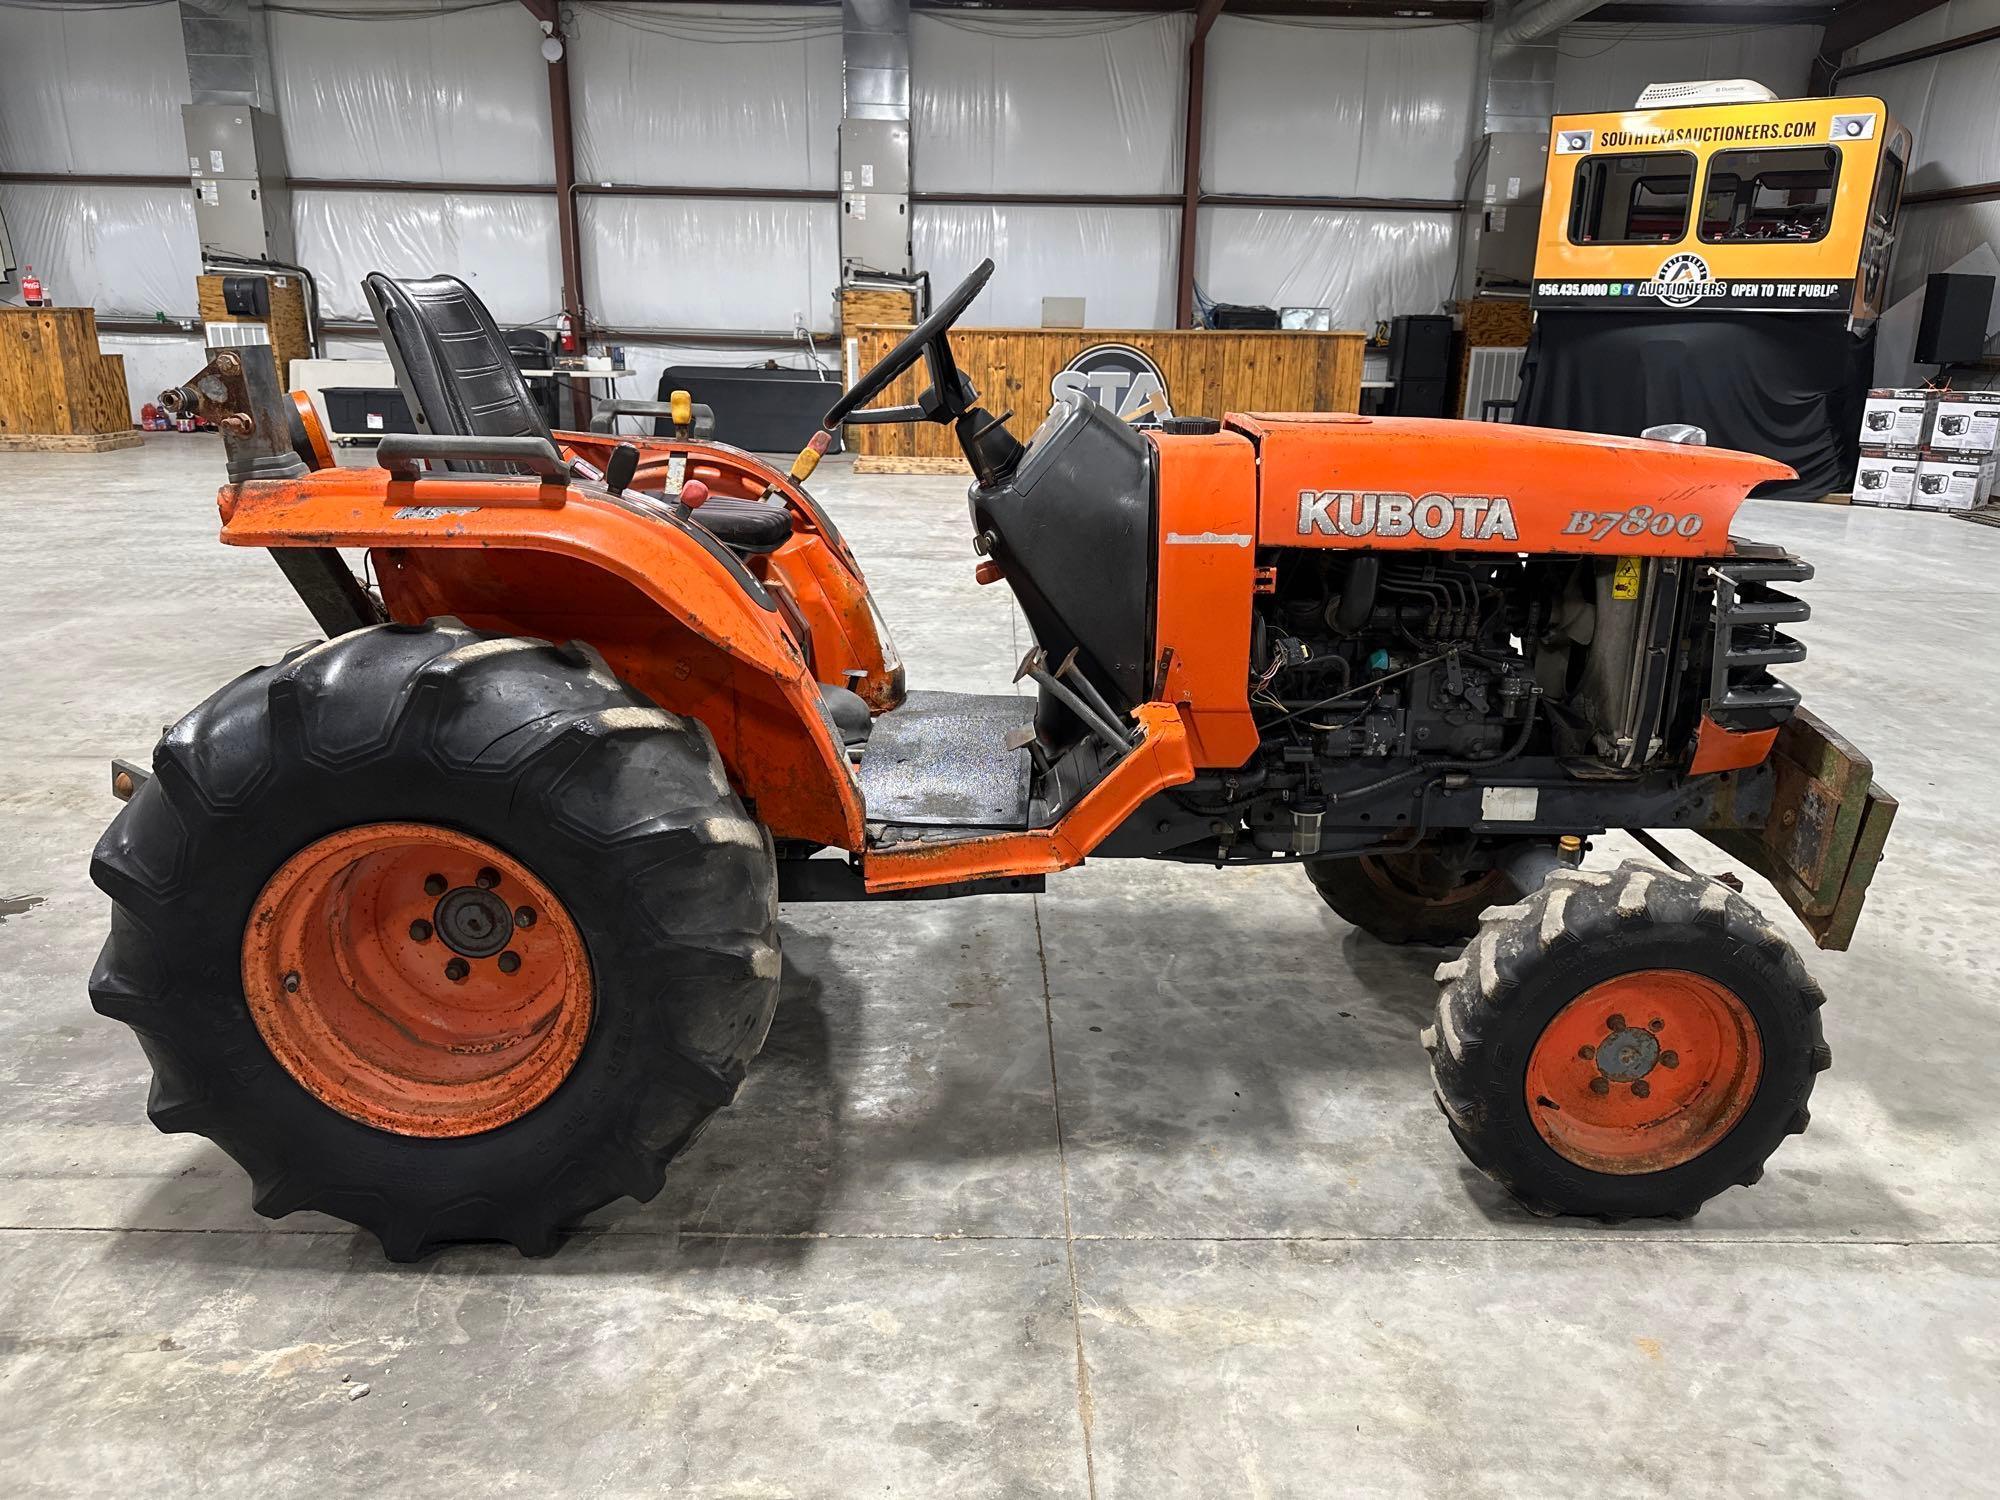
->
[444,957,469,983]
[1631,1079,1652,1099]
[1589,1077,1610,1095]
[497,951,521,974]
[424,873,447,897]
[282,970,301,993]
[476,866,501,890]
[409,919,433,943]
[514,906,537,929]
[1577,1045,1594,1060]
[1660,1050,1679,1069]
[1606,1013,1626,1032]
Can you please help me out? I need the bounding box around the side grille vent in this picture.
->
[1709,551,1810,730]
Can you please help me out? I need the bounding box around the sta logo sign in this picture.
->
[1050,343,1174,425]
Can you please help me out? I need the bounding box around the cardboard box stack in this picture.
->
[1852,388,1931,509]
[1915,392,1998,512]
[1854,389,2000,512]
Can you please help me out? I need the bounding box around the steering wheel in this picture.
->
[822,258,994,429]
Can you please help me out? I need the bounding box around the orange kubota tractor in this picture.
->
[93,261,1893,1259]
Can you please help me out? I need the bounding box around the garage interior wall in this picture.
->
[3,0,1978,416]
[1838,0,2000,331]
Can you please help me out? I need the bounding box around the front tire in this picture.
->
[90,621,780,1260]
[1423,860,1829,1220]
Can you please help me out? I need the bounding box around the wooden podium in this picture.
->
[0,306,140,452]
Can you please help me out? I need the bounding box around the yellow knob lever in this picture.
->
[790,428,833,481]
[669,389,692,428]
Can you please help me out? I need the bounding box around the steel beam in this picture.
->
[1175,0,1227,328]
[519,0,589,422]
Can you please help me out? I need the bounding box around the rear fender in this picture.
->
[219,466,866,850]
[558,431,900,709]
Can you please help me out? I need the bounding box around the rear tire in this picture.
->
[90,621,781,1261]
[1423,860,1828,1220]
[1305,848,1515,945]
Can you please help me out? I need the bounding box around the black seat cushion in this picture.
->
[363,272,551,474]
[692,496,792,553]
[818,682,873,746]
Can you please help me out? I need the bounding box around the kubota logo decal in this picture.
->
[1298,491,1519,542]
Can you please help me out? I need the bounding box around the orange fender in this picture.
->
[558,431,902,710]
[219,466,866,850]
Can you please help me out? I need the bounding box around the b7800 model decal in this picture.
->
[1563,505,1705,540]
[1299,491,1520,542]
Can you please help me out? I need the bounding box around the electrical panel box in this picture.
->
[182,103,295,264]
[839,118,912,276]
[1475,131,1548,292]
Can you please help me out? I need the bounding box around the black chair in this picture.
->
[361,273,789,552]
[503,327,561,432]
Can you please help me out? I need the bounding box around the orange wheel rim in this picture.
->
[1524,970,1762,1175]
[241,823,593,1138]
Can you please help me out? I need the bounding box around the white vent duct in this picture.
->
[1496,0,1610,48]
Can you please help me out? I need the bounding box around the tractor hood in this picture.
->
[1229,413,1795,557]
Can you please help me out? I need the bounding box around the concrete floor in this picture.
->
[3,435,1997,1496]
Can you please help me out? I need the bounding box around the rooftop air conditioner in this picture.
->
[1634,79,1779,108]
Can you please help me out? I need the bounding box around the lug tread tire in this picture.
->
[1422,859,1828,1221]
[90,621,780,1261]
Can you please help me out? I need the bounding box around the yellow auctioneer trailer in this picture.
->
[1518,83,1912,498]
[1531,88,1911,321]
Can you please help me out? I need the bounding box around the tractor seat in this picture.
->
[362,271,794,554]
[684,494,792,553]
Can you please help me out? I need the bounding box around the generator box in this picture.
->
[1858,388,1933,449]
[1929,391,2000,455]
[1852,447,1919,507]
[1912,451,1984,511]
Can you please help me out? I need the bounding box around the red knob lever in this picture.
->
[678,478,710,509]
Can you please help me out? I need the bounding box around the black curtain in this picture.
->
[1517,311,1875,500]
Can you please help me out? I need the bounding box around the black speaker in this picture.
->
[1388,314,1453,382]
[1915,273,1994,366]
[1388,375,1449,419]
[1210,302,1279,330]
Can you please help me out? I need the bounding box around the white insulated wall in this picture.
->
[10,1,1986,382]
[1843,0,2000,316]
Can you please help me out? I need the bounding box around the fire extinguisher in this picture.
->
[20,265,44,306]
[557,311,576,354]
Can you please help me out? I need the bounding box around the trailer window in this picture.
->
[1699,146,1840,243]
[1568,152,1696,245]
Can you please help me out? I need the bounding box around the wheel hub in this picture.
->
[1595,1025,1661,1082]
[434,884,513,958]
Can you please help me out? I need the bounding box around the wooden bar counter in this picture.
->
[845,324,1365,471]
[0,306,140,452]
